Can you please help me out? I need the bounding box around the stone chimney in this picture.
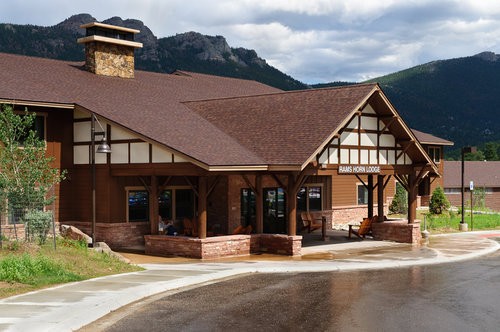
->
[77,22,143,78]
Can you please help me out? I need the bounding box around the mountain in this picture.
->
[313,52,500,153]
[369,52,500,151]
[0,14,307,91]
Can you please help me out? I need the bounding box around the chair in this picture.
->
[182,218,198,237]
[232,225,252,235]
[183,217,193,236]
[301,211,322,233]
[348,216,376,239]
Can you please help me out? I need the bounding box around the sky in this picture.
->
[1,0,500,84]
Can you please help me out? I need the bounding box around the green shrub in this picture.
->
[24,210,53,245]
[389,182,408,214]
[429,187,450,214]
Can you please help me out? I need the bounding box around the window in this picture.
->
[17,113,46,144]
[241,188,256,226]
[128,190,149,222]
[428,147,441,163]
[297,185,323,212]
[357,185,368,205]
[444,188,461,194]
[159,189,172,220]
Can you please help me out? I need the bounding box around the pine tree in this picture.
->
[429,186,450,214]
[389,182,408,214]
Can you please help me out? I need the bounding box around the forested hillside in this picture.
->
[0,14,306,91]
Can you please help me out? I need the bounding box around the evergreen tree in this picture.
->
[389,182,408,214]
[429,186,450,214]
[483,142,499,161]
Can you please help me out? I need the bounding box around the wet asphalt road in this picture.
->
[92,251,500,332]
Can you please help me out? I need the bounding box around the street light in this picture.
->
[91,114,111,247]
[460,146,476,231]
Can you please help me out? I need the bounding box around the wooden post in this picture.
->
[198,176,207,239]
[377,175,385,221]
[408,172,417,223]
[149,175,158,235]
[255,175,263,234]
[367,175,374,218]
[287,174,297,236]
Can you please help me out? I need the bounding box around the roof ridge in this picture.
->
[182,82,379,104]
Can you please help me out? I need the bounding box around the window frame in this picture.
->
[428,146,441,164]
[126,186,150,222]
[357,183,369,205]
[297,184,324,212]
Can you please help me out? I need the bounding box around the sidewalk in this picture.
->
[0,230,499,332]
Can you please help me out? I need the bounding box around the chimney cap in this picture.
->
[80,22,140,34]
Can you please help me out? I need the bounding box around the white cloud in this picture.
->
[1,0,500,83]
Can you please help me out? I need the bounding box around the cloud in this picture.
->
[1,0,500,83]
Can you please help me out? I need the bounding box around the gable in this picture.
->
[318,103,412,167]
[72,109,190,166]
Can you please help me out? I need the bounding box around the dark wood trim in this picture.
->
[242,174,256,193]
[149,175,158,235]
[197,176,207,239]
[207,175,221,197]
[110,163,207,177]
[355,174,367,188]
[271,173,287,190]
[183,176,198,197]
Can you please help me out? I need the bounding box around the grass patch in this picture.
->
[421,212,500,232]
[0,237,142,299]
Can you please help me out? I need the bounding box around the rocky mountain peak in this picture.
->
[473,51,500,62]
[55,13,96,35]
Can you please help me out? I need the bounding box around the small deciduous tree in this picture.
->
[0,104,65,243]
[429,186,450,214]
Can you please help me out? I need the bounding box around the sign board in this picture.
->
[470,181,474,191]
[338,165,381,174]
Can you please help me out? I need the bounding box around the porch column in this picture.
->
[149,175,159,235]
[255,175,263,234]
[198,176,207,239]
[287,174,297,236]
[377,175,385,222]
[408,173,417,223]
[367,175,374,218]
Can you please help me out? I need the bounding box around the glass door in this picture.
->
[263,188,286,234]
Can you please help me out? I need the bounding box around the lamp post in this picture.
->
[460,146,476,231]
[91,114,111,247]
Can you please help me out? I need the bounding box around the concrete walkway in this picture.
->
[0,230,499,332]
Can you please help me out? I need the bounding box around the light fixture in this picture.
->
[91,114,111,248]
[96,137,111,154]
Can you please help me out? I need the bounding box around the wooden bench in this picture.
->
[301,211,322,233]
[348,216,376,239]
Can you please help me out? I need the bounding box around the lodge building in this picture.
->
[0,22,452,258]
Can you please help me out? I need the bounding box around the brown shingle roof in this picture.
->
[0,52,281,166]
[444,161,500,187]
[184,84,378,166]
[412,129,454,146]
[0,52,435,170]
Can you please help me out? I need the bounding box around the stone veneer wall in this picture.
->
[0,224,26,241]
[85,42,135,78]
[145,233,302,259]
[330,204,389,225]
[60,221,148,248]
[371,220,421,244]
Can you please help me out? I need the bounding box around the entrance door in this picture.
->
[263,188,286,234]
[175,189,195,221]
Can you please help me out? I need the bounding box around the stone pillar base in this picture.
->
[459,223,468,231]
